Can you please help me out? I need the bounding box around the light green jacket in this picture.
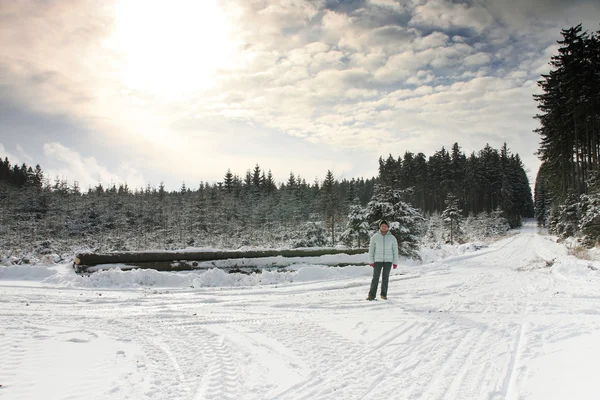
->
[368,231,399,264]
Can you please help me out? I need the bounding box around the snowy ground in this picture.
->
[1,220,600,400]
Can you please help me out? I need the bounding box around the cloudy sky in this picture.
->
[1,0,599,191]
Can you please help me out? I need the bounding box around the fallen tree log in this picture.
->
[74,248,368,273]
[79,261,365,274]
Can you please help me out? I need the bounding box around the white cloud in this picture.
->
[409,0,495,33]
[463,52,492,66]
[0,143,21,166]
[15,144,33,163]
[348,52,388,74]
[406,71,435,85]
[481,0,600,33]
[374,50,429,83]
[367,0,410,12]
[374,41,477,83]
[413,31,450,51]
[321,9,353,38]
[43,143,145,190]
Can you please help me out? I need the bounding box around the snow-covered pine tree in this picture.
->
[294,221,328,248]
[578,193,600,246]
[441,193,463,244]
[534,163,551,227]
[339,203,370,248]
[223,169,234,193]
[577,171,600,246]
[488,207,511,237]
[554,193,579,238]
[462,213,480,242]
[546,205,561,236]
[499,143,518,227]
[321,170,339,245]
[364,185,424,259]
[423,213,444,248]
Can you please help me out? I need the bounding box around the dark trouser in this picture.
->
[369,262,392,298]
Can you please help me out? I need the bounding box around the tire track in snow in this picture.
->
[134,318,242,400]
[266,320,367,399]
[501,322,527,400]
[364,313,504,400]
[82,317,194,399]
[440,325,494,400]
[192,334,241,400]
[261,316,405,400]
[0,318,31,399]
[355,319,458,400]
[401,326,480,400]
[316,320,441,400]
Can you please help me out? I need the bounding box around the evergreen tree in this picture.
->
[478,144,502,212]
[265,170,276,194]
[488,208,511,237]
[298,222,328,247]
[464,152,481,214]
[363,185,424,259]
[243,170,252,188]
[223,169,234,192]
[423,214,444,246]
[534,164,550,227]
[450,143,466,201]
[412,153,428,212]
[554,193,580,238]
[441,193,463,245]
[535,25,599,200]
[378,155,398,187]
[252,164,262,193]
[579,172,600,246]
[321,170,339,244]
[340,203,370,247]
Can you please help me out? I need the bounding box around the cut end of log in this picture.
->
[74,257,81,265]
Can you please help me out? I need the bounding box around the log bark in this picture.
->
[78,261,365,274]
[74,248,368,273]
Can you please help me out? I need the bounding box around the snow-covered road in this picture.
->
[2,220,600,399]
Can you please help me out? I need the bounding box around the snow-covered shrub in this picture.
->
[441,193,464,244]
[293,222,328,248]
[459,211,509,241]
[339,205,370,248]
[554,193,579,239]
[579,193,600,247]
[422,214,444,248]
[487,208,511,236]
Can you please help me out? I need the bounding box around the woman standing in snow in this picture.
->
[366,220,399,300]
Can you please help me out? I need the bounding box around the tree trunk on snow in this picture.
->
[77,260,367,274]
[75,248,368,269]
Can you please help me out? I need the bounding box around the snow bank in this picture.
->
[0,264,58,280]
[40,264,373,289]
[417,242,488,264]
[552,256,600,279]
[0,242,489,289]
[10,237,593,290]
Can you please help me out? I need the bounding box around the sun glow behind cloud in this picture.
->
[106,0,239,98]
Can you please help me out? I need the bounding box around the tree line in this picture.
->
[0,158,377,253]
[377,142,534,228]
[534,25,600,246]
[1,139,531,259]
[0,158,44,188]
